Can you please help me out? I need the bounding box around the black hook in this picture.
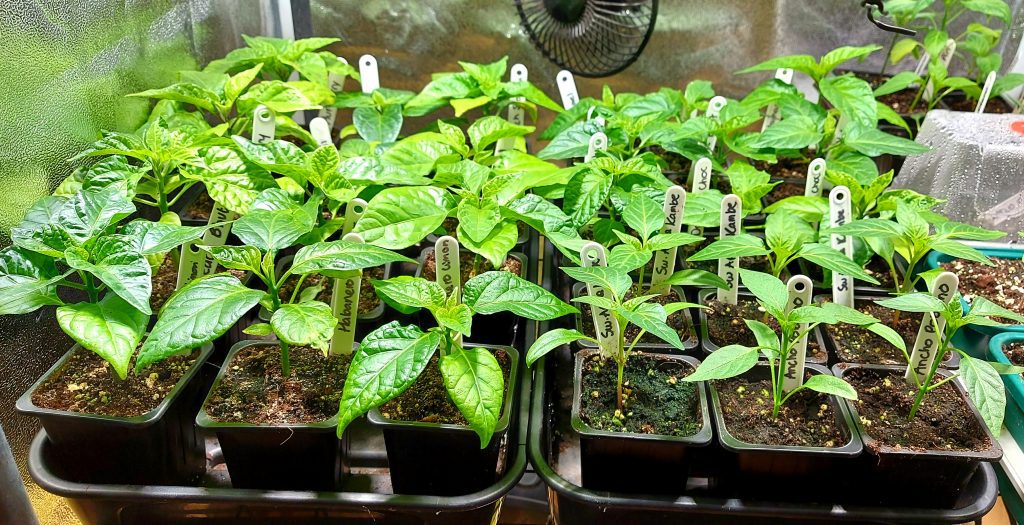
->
[862,0,917,36]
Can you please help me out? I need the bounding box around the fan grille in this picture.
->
[515,0,658,78]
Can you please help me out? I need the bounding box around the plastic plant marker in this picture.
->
[717,194,742,305]
[496,64,528,153]
[804,158,826,197]
[359,54,379,93]
[556,69,579,110]
[342,198,366,236]
[252,104,276,143]
[650,186,687,295]
[913,50,930,77]
[783,275,813,392]
[309,117,332,147]
[435,235,461,298]
[923,39,957,101]
[829,186,854,308]
[904,271,960,385]
[586,106,606,127]
[318,56,349,127]
[705,96,728,152]
[330,232,364,355]
[687,157,712,236]
[584,132,608,163]
[761,68,795,131]
[581,241,620,355]
[976,71,997,114]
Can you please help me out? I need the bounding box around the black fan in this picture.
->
[515,0,658,77]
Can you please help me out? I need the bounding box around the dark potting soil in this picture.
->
[945,96,1015,114]
[703,297,826,362]
[32,346,199,417]
[151,256,247,312]
[850,72,920,115]
[648,145,691,174]
[764,180,805,205]
[825,301,919,365]
[845,367,990,452]
[716,371,846,447]
[754,158,809,180]
[183,190,214,221]
[580,352,701,436]
[579,286,694,345]
[379,349,511,425]
[421,250,521,285]
[205,345,349,424]
[1005,342,1024,368]
[942,258,1024,324]
[278,266,385,315]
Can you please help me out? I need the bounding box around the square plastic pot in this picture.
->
[988,333,1024,448]
[926,246,1024,337]
[16,342,214,485]
[572,282,699,352]
[571,348,712,494]
[367,343,519,496]
[833,362,1003,507]
[195,340,346,491]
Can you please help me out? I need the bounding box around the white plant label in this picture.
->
[359,54,379,93]
[705,96,727,153]
[317,56,349,127]
[923,39,957,101]
[783,275,813,392]
[829,186,854,308]
[435,235,461,298]
[905,272,959,385]
[556,70,579,110]
[976,71,996,113]
[650,186,687,295]
[251,105,276,143]
[804,158,826,197]
[978,189,1024,227]
[330,232,364,355]
[584,132,608,162]
[310,117,332,147]
[761,68,795,131]
[717,194,742,305]
[496,64,529,153]
[581,242,620,357]
[342,198,366,236]
[687,157,712,236]
[586,106,606,127]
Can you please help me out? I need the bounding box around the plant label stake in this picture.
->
[705,96,727,153]
[496,64,528,153]
[330,232,364,355]
[359,54,379,93]
[586,106,606,127]
[783,275,813,392]
[318,56,349,127]
[923,39,957,101]
[761,68,794,131]
[581,242,620,356]
[976,71,996,113]
[556,70,579,110]
[804,158,826,197]
[310,117,332,147]
[687,157,712,236]
[717,194,741,305]
[251,104,275,143]
[435,235,461,298]
[650,186,687,295]
[584,132,608,162]
[342,198,366,236]
[829,186,854,308]
[904,271,959,385]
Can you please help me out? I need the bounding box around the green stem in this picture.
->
[880,33,898,76]
[155,165,169,216]
[81,271,99,303]
[280,341,292,377]
[615,323,627,411]
[288,273,307,304]
[908,322,952,421]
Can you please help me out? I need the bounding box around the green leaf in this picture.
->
[755,116,823,150]
[827,150,878,182]
[935,221,1005,241]
[433,302,473,335]
[662,269,728,289]
[622,194,664,241]
[121,220,206,256]
[290,240,412,276]
[336,322,442,436]
[819,75,877,126]
[819,45,882,76]
[831,218,905,238]
[355,186,454,249]
[764,196,830,223]
[538,120,604,160]
[243,322,273,336]
[842,124,930,157]
[618,302,683,349]
[526,328,593,366]
[798,243,880,285]
[739,269,789,318]
[233,207,315,252]
[372,276,447,311]
[959,355,1005,435]
[0,246,63,314]
[224,64,263,104]
[457,200,501,243]
[56,294,147,380]
[468,116,533,151]
[404,73,478,117]
[687,234,768,261]
[128,83,218,112]
[65,235,152,315]
[683,344,759,381]
[646,232,705,252]
[137,274,263,371]
[930,239,992,265]
[457,220,518,269]
[875,292,946,313]
[199,245,263,273]
[563,168,612,229]
[185,146,277,215]
[463,271,577,320]
[737,55,820,79]
[271,301,337,352]
[237,80,324,114]
[967,296,1024,324]
[608,243,653,273]
[560,266,631,300]
[745,319,780,352]
[962,0,1012,24]
[353,105,403,144]
[441,346,504,447]
[802,374,858,400]
[874,71,922,97]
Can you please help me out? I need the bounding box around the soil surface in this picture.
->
[716,370,846,447]
[1005,342,1024,368]
[205,345,349,424]
[942,258,1024,324]
[649,145,691,174]
[764,179,805,205]
[824,300,920,365]
[580,352,701,436]
[845,367,990,452]
[703,297,826,362]
[850,72,921,115]
[945,96,1015,114]
[183,191,214,221]
[151,256,247,312]
[278,266,385,315]
[754,158,809,180]
[32,346,199,417]
[421,250,521,285]
[579,286,694,346]
[379,349,511,425]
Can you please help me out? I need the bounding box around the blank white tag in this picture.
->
[557,70,580,110]
[829,186,854,308]
[761,68,795,131]
[650,186,686,295]
[584,132,608,162]
[717,194,742,304]
[330,232,364,355]
[318,56,348,127]
[783,275,813,392]
[359,54,379,93]
[435,236,461,298]
[581,242,620,358]
[904,272,959,385]
[805,158,826,197]
[705,96,727,153]
[310,117,332,147]
[687,157,712,236]
[976,71,997,113]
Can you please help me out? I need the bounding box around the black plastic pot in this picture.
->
[571,348,712,493]
[16,342,215,485]
[696,288,828,364]
[834,363,1003,508]
[195,340,345,491]
[367,344,519,496]
[177,186,215,227]
[571,282,699,352]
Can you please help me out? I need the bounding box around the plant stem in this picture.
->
[907,321,952,421]
[81,271,99,303]
[289,273,307,304]
[155,165,169,216]
[616,358,625,412]
[615,324,626,411]
[880,33,898,76]
[280,341,292,377]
